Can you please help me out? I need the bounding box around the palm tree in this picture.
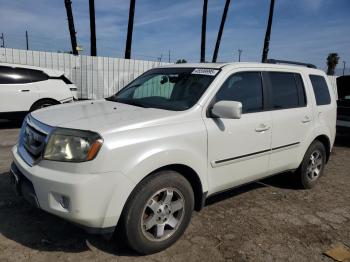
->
[89,0,97,56]
[200,0,208,62]
[261,0,275,63]
[64,0,78,55]
[125,0,136,59]
[212,0,231,62]
[327,53,340,75]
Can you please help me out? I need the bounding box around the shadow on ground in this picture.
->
[0,165,304,257]
[0,170,137,256]
[206,171,300,207]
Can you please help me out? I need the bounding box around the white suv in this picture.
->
[10,61,336,254]
[0,63,78,120]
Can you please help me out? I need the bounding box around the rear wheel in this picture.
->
[121,170,194,254]
[30,99,58,112]
[297,141,326,189]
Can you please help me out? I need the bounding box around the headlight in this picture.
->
[43,128,103,162]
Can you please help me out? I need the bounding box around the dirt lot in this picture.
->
[0,120,349,262]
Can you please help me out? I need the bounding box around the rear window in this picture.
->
[0,66,49,84]
[268,72,306,109]
[309,75,331,105]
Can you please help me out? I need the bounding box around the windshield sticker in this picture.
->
[192,68,219,76]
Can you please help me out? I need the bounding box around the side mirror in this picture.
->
[211,101,242,119]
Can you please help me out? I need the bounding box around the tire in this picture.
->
[121,170,194,255]
[30,99,58,112]
[297,140,327,189]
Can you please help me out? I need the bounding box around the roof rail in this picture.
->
[267,59,317,69]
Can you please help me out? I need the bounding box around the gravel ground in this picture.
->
[0,119,349,262]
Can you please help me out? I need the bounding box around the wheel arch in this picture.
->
[314,134,331,162]
[30,98,60,111]
[151,164,206,211]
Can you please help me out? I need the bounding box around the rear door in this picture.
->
[266,71,315,174]
[0,66,41,112]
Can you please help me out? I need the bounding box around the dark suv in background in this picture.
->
[337,75,350,132]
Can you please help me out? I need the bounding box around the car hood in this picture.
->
[30,100,181,134]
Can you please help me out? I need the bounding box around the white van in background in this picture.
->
[0,63,78,120]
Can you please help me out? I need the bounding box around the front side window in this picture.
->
[215,72,263,113]
[310,75,331,105]
[109,68,219,111]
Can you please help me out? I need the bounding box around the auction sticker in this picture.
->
[192,68,219,76]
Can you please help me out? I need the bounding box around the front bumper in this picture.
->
[11,145,136,233]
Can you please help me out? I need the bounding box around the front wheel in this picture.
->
[30,99,58,112]
[121,170,194,254]
[297,141,327,189]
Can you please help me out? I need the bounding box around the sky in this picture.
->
[0,0,349,71]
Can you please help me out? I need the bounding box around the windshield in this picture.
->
[107,67,219,111]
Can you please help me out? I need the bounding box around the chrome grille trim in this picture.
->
[18,114,53,166]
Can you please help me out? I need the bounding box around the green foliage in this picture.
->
[176,59,187,64]
[327,53,340,75]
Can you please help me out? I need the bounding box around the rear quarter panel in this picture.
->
[37,79,74,102]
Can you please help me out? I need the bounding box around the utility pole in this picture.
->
[64,0,78,55]
[0,33,4,48]
[168,50,171,63]
[200,0,208,62]
[125,0,136,59]
[89,0,97,56]
[25,30,29,50]
[212,0,231,62]
[238,49,242,62]
[157,54,163,62]
[343,61,346,76]
[262,0,275,63]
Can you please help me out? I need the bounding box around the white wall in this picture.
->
[0,48,169,99]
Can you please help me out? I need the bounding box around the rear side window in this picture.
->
[215,72,263,113]
[310,75,331,105]
[0,66,49,84]
[268,72,306,109]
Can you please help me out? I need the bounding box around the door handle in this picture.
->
[20,89,30,92]
[255,124,270,132]
[302,116,312,123]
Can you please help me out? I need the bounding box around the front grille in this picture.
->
[18,115,53,166]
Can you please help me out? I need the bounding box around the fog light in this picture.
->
[59,195,70,209]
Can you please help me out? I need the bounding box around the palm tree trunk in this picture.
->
[212,0,231,62]
[64,0,78,55]
[261,0,275,63]
[89,0,97,56]
[125,0,136,59]
[200,0,208,62]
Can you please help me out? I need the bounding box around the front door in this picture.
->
[204,71,272,194]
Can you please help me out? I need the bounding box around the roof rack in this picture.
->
[267,59,317,69]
